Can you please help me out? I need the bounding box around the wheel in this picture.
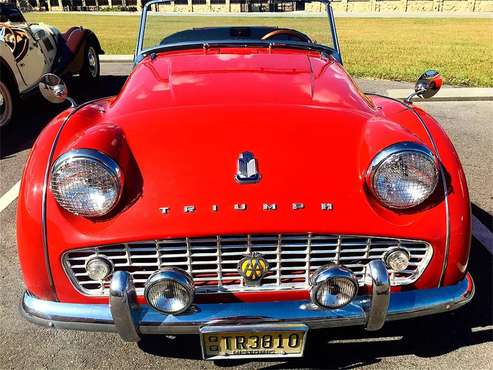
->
[0,80,15,128]
[80,44,100,82]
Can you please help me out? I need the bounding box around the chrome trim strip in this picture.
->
[41,101,99,300]
[366,94,451,288]
[365,260,390,331]
[21,274,474,336]
[410,110,451,287]
[109,271,140,342]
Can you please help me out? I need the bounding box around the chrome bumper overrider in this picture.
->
[20,265,474,342]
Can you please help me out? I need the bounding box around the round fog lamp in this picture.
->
[85,255,113,281]
[310,265,358,309]
[144,268,194,314]
[384,248,410,272]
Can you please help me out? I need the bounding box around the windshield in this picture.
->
[136,0,339,60]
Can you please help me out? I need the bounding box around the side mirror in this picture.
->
[405,70,442,103]
[415,70,442,99]
[39,73,76,107]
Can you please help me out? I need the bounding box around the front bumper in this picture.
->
[21,265,474,342]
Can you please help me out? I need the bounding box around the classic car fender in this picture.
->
[412,106,471,287]
[0,43,27,94]
[16,109,74,301]
[369,95,471,288]
[54,27,104,76]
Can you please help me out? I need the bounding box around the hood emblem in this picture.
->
[238,252,269,286]
[236,151,260,184]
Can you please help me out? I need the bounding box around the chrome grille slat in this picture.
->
[63,233,433,296]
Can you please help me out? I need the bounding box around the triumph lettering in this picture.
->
[234,203,247,211]
[159,202,335,214]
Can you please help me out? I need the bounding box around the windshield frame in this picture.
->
[134,0,342,64]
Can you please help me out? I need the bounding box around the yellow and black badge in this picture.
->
[238,252,269,286]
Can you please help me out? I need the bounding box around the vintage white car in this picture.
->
[0,3,103,127]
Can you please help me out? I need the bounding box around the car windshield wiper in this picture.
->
[136,40,334,64]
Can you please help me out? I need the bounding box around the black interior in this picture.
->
[0,4,26,23]
[160,26,311,45]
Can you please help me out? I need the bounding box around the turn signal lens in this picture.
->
[85,255,113,281]
[384,248,410,272]
[310,265,358,309]
[144,268,194,314]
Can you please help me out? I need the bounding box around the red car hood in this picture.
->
[109,48,375,115]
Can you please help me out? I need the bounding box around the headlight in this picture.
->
[310,265,358,309]
[144,268,194,314]
[368,142,439,209]
[51,149,123,217]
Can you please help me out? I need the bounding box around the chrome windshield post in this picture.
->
[326,0,342,64]
[134,0,172,64]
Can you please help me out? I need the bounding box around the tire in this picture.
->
[0,79,15,128]
[79,43,100,82]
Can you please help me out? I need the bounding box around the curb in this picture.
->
[386,88,493,102]
[100,55,133,63]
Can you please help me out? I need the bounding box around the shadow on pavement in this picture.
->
[0,75,127,159]
[138,204,493,368]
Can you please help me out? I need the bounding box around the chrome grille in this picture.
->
[63,234,433,296]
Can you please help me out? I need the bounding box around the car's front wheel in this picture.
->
[0,80,15,128]
[80,44,100,82]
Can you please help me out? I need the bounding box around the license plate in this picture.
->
[200,324,308,360]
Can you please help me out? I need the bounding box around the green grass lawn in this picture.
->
[26,13,493,87]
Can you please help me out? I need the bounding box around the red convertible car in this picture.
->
[18,0,473,360]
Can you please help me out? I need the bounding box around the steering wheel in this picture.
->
[261,29,312,43]
[1,26,17,53]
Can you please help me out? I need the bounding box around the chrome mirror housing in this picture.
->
[39,73,76,107]
[404,70,442,103]
[415,70,442,99]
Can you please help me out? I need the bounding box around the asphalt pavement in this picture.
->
[0,63,491,369]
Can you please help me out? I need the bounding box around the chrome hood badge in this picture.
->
[236,151,260,184]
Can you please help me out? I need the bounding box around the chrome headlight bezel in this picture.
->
[309,264,359,309]
[367,142,439,210]
[50,148,124,217]
[144,268,195,314]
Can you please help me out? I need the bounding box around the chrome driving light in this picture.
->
[85,255,113,281]
[310,265,358,309]
[51,149,123,217]
[369,142,439,209]
[384,248,410,272]
[144,268,194,314]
